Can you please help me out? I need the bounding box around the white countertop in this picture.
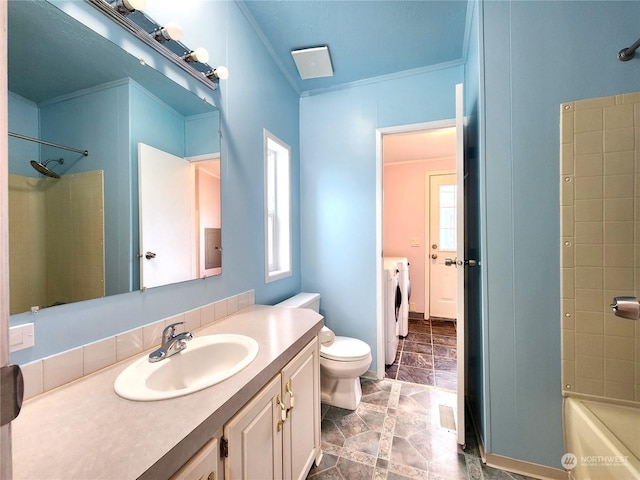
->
[12,305,323,480]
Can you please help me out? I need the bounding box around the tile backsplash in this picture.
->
[560,92,640,404]
[20,290,255,400]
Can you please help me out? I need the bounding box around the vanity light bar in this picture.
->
[87,0,226,90]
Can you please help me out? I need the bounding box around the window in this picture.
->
[439,184,457,251]
[264,130,292,282]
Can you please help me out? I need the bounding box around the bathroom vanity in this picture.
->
[11,305,323,479]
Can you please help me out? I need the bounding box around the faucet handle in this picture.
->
[162,322,185,341]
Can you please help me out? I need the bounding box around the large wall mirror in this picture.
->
[7,0,221,315]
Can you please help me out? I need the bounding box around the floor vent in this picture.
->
[438,404,457,432]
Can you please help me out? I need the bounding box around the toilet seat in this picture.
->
[320,336,371,362]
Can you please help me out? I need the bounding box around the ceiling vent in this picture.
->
[291,46,333,80]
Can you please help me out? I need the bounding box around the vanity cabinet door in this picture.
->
[281,338,322,480]
[171,434,222,480]
[224,375,284,480]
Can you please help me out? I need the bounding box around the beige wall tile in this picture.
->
[573,198,604,222]
[562,330,575,360]
[575,310,604,333]
[227,295,239,315]
[575,131,603,155]
[636,104,640,126]
[605,381,635,401]
[604,151,634,175]
[562,268,575,298]
[563,360,576,391]
[576,332,603,357]
[621,92,640,104]
[561,177,574,206]
[604,104,634,130]
[214,299,228,320]
[200,302,216,326]
[561,110,574,144]
[575,108,603,133]
[143,320,166,351]
[574,267,602,289]
[574,176,602,199]
[575,244,603,266]
[604,198,633,221]
[561,241,574,268]
[561,206,574,236]
[604,128,634,152]
[184,308,201,332]
[605,314,636,337]
[43,348,83,391]
[561,143,574,175]
[604,267,634,290]
[604,174,634,198]
[605,358,634,384]
[576,355,604,379]
[574,222,603,244]
[574,96,615,110]
[604,245,633,266]
[604,221,634,244]
[574,153,603,177]
[83,337,116,376]
[238,290,255,310]
[605,335,635,362]
[21,360,43,401]
[576,377,604,396]
[116,329,143,362]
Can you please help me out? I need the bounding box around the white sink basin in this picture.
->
[114,334,259,401]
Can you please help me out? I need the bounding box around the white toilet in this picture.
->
[276,292,372,410]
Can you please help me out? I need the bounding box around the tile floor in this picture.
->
[385,315,457,390]
[307,379,534,480]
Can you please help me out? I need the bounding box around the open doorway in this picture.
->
[379,123,458,389]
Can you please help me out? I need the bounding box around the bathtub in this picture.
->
[564,397,640,479]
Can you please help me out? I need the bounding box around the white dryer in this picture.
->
[384,257,410,337]
[383,266,400,365]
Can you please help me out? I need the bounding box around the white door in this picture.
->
[428,172,457,319]
[454,83,466,446]
[139,143,196,289]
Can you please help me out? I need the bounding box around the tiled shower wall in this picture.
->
[561,92,640,403]
[9,171,105,314]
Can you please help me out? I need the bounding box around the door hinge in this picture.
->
[220,437,228,458]
[1,364,24,426]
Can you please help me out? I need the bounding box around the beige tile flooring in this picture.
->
[307,378,534,480]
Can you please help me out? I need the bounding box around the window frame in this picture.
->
[263,129,292,283]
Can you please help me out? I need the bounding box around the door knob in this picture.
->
[431,254,438,259]
[445,257,454,266]
[145,251,156,260]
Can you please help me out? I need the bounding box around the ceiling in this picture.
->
[383,127,456,164]
[239,0,470,94]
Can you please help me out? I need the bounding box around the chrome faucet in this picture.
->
[148,322,193,363]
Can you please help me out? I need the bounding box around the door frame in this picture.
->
[424,169,456,320]
[375,118,456,379]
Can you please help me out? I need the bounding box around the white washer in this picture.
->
[383,267,400,365]
[384,257,410,337]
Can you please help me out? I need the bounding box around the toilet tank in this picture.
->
[275,292,321,313]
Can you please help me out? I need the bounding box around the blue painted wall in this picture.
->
[10,0,302,364]
[8,92,40,177]
[480,0,640,468]
[300,65,463,369]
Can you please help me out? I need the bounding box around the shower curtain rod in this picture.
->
[8,132,88,156]
[618,36,640,61]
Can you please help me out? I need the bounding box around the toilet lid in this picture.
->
[320,336,371,362]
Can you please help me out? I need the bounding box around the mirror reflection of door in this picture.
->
[428,172,457,319]
[139,143,196,289]
[193,156,222,277]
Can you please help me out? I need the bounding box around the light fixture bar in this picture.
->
[86,0,218,90]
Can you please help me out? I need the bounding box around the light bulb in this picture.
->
[155,23,183,43]
[120,0,146,12]
[214,66,229,80]
[184,47,210,64]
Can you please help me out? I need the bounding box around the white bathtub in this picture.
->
[564,397,640,479]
